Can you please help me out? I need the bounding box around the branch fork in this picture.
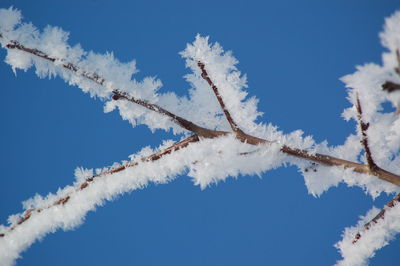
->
[352,52,400,244]
[2,37,400,243]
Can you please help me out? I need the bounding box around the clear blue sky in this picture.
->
[1,1,399,265]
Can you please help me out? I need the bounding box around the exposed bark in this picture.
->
[382,81,400,93]
[197,61,245,135]
[355,94,378,171]
[351,50,400,244]
[112,90,228,139]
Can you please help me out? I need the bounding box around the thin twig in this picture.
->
[5,40,230,139]
[355,94,378,171]
[5,41,106,86]
[4,40,228,139]
[112,90,227,139]
[0,135,200,237]
[197,61,245,135]
[3,37,400,244]
[4,39,400,186]
[352,89,399,244]
[352,192,400,244]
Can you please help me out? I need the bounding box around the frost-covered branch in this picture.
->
[5,40,107,86]
[112,89,228,138]
[355,94,378,171]
[3,39,226,138]
[346,94,400,246]
[352,192,400,244]
[0,135,199,239]
[4,33,398,187]
[345,44,400,247]
[197,61,245,135]
[334,10,400,265]
[2,7,400,266]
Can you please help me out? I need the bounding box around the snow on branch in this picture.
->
[4,23,392,181]
[352,192,400,245]
[111,89,228,138]
[197,60,245,135]
[334,10,400,265]
[1,6,400,266]
[335,195,400,266]
[355,94,378,171]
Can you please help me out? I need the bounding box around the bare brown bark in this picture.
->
[382,81,400,93]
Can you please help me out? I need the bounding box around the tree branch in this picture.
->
[3,37,400,248]
[352,192,400,244]
[3,39,227,139]
[197,61,245,135]
[5,41,106,86]
[193,61,398,183]
[0,135,200,238]
[111,90,227,139]
[350,54,400,244]
[4,40,400,185]
[355,94,378,171]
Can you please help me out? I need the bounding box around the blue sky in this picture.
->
[1,0,400,265]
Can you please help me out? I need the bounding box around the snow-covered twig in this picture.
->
[112,89,228,138]
[5,40,106,86]
[5,36,398,185]
[197,61,245,135]
[2,7,400,265]
[0,135,200,239]
[3,36,400,185]
[352,192,400,244]
[355,94,378,171]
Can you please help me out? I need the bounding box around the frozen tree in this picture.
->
[1,6,400,266]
